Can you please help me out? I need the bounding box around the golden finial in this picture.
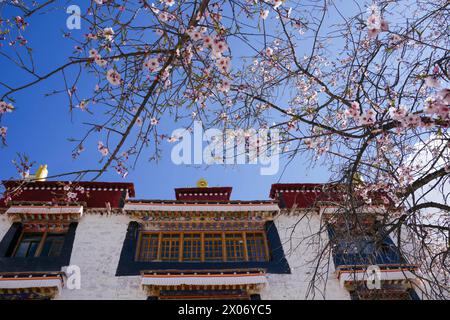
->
[196,178,208,188]
[352,172,364,185]
[35,164,48,181]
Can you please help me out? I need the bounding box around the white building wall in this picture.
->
[57,214,146,300]
[261,214,350,300]
[0,214,11,245]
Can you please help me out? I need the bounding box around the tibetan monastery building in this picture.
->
[0,179,421,300]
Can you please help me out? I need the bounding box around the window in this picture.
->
[14,232,65,258]
[136,231,269,263]
[204,233,223,261]
[40,235,65,257]
[225,233,245,261]
[328,224,406,267]
[183,233,202,261]
[138,234,159,261]
[337,237,375,255]
[161,234,180,261]
[246,233,268,261]
[14,234,41,258]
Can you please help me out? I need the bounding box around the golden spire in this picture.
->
[352,172,364,185]
[196,178,208,188]
[34,164,48,181]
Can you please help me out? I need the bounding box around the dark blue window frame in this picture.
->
[327,224,406,267]
[116,221,291,276]
[0,222,78,273]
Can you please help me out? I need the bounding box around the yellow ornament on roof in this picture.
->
[352,172,364,185]
[34,164,48,182]
[196,178,208,188]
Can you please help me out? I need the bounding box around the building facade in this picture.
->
[0,179,421,300]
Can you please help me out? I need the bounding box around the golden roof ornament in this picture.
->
[196,178,208,188]
[352,172,364,185]
[34,164,48,182]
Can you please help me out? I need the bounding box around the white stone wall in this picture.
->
[57,214,146,300]
[0,213,11,246]
[260,214,350,300]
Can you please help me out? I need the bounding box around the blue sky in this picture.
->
[0,2,332,200]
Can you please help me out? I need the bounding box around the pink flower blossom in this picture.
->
[15,16,27,29]
[203,35,213,48]
[159,12,171,22]
[97,141,109,156]
[425,76,440,89]
[144,58,160,72]
[260,10,269,20]
[89,49,99,58]
[102,27,115,41]
[162,0,175,7]
[216,56,231,74]
[437,104,449,119]
[218,79,231,93]
[389,106,407,121]
[114,161,128,178]
[273,0,283,9]
[366,13,388,38]
[368,27,380,39]
[161,68,171,81]
[106,69,121,86]
[95,57,107,67]
[424,98,438,114]
[219,112,228,121]
[212,40,228,58]
[188,29,203,42]
[423,90,449,119]
[303,138,314,148]
[403,113,421,127]
[367,14,381,29]
[86,33,98,40]
[436,88,450,105]
[78,100,88,111]
[351,101,360,109]
[0,101,14,114]
[344,101,360,119]
[358,109,376,125]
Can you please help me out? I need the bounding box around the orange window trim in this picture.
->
[137,231,269,262]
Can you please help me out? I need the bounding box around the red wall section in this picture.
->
[270,183,343,209]
[175,187,232,201]
[1,181,135,208]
